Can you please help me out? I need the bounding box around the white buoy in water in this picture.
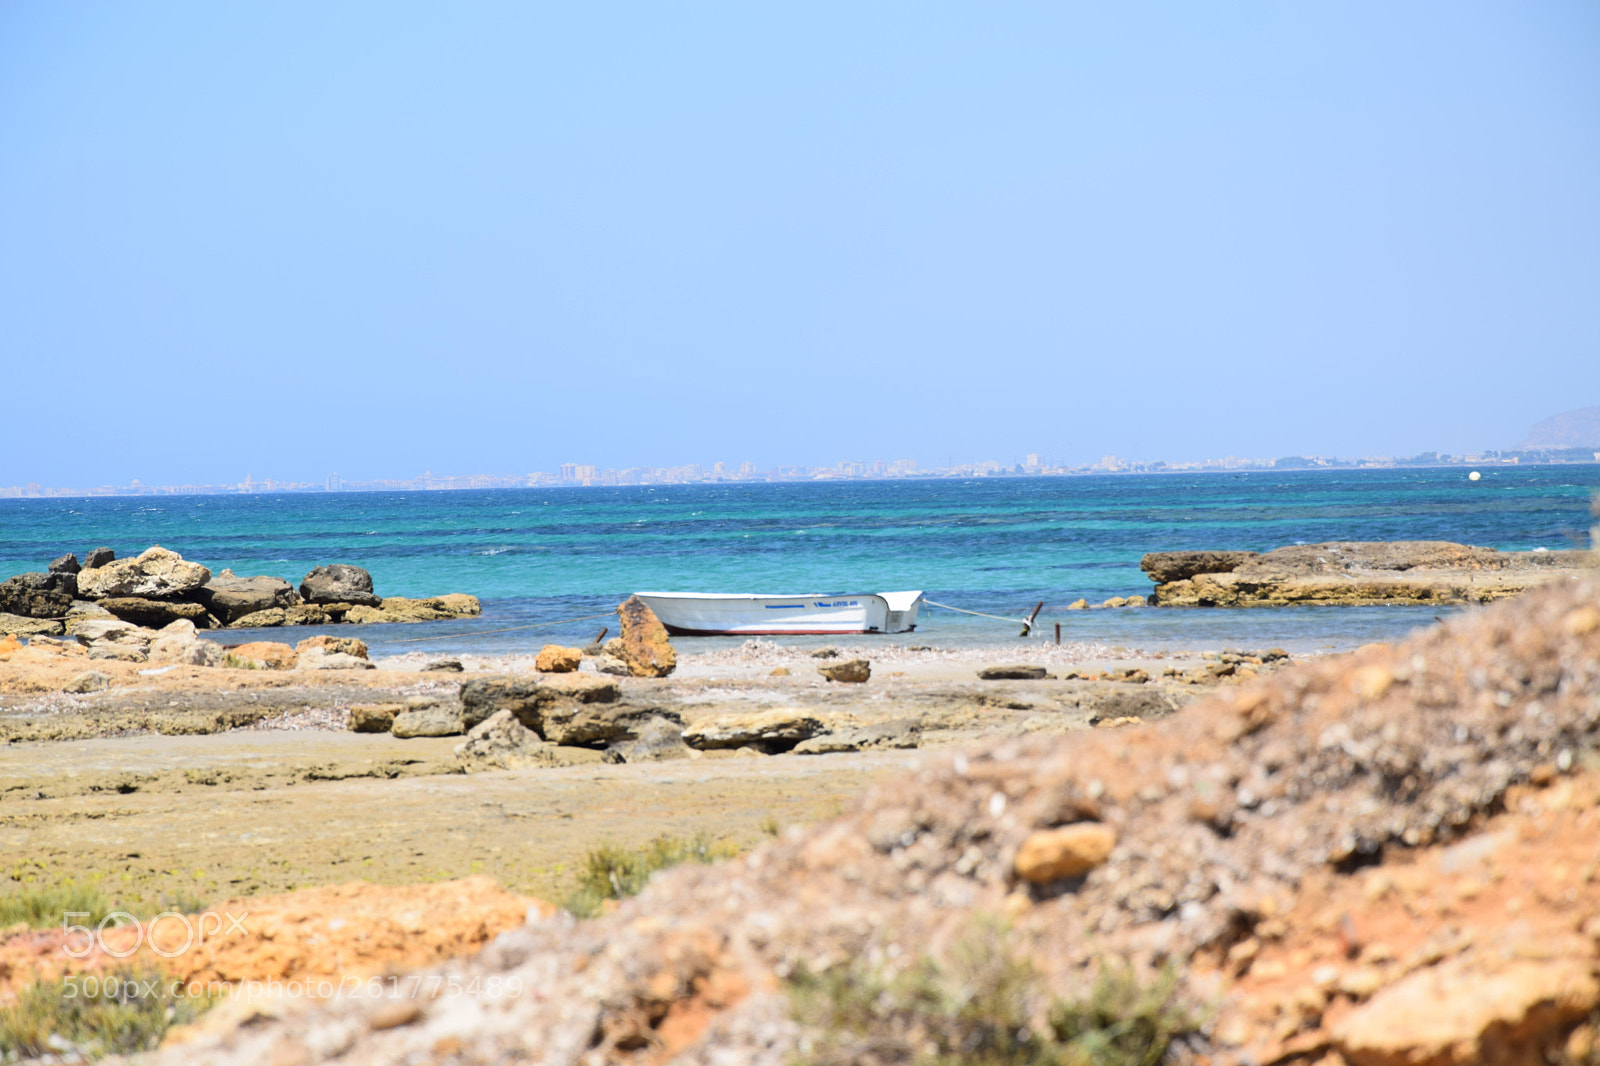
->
[1469,471,1482,481]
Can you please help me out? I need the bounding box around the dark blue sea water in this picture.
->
[2,466,1594,655]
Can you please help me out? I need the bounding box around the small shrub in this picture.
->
[564,833,741,918]
[788,918,1201,1066]
[0,968,211,1060]
[0,883,113,931]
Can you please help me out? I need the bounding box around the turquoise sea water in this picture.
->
[2,466,1594,656]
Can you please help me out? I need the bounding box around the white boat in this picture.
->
[634,590,923,636]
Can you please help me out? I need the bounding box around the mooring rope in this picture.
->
[381,611,615,644]
[922,599,1030,626]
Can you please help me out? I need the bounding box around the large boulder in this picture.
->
[0,572,76,618]
[76,546,211,601]
[98,597,212,629]
[82,547,115,569]
[196,570,302,624]
[48,553,80,575]
[299,564,381,608]
[617,595,676,677]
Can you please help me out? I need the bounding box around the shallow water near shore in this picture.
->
[2,465,1594,654]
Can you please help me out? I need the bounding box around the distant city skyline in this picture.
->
[5,444,1596,499]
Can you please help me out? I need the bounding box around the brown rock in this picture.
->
[223,641,297,670]
[535,645,583,673]
[769,666,790,677]
[818,658,870,683]
[349,704,400,733]
[98,597,211,629]
[617,595,676,677]
[1014,823,1117,882]
[296,634,369,659]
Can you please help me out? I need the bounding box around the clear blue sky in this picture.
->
[3,2,1597,485]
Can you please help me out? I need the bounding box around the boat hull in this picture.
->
[634,591,922,636]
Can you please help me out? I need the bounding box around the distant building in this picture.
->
[326,472,343,492]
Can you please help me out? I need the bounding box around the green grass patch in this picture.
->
[0,968,212,1060]
[0,883,114,931]
[564,833,742,917]
[788,918,1202,1066]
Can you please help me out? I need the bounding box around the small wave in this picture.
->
[477,548,510,556]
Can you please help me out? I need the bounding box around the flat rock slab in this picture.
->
[1143,540,1596,607]
[978,664,1049,680]
[683,709,824,751]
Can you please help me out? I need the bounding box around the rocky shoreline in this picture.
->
[0,545,479,636]
[1141,539,1595,607]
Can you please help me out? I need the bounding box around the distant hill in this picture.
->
[1518,406,1600,449]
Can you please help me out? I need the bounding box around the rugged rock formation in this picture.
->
[617,595,676,677]
[82,547,114,569]
[75,546,210,600]
[1143,540,1594,606]
[299,563,382,607]
[458,674,621,733]
[0,571,75,618]
[1141,550,1260,584]
[47,553,80,574]
[197,570,302,624]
